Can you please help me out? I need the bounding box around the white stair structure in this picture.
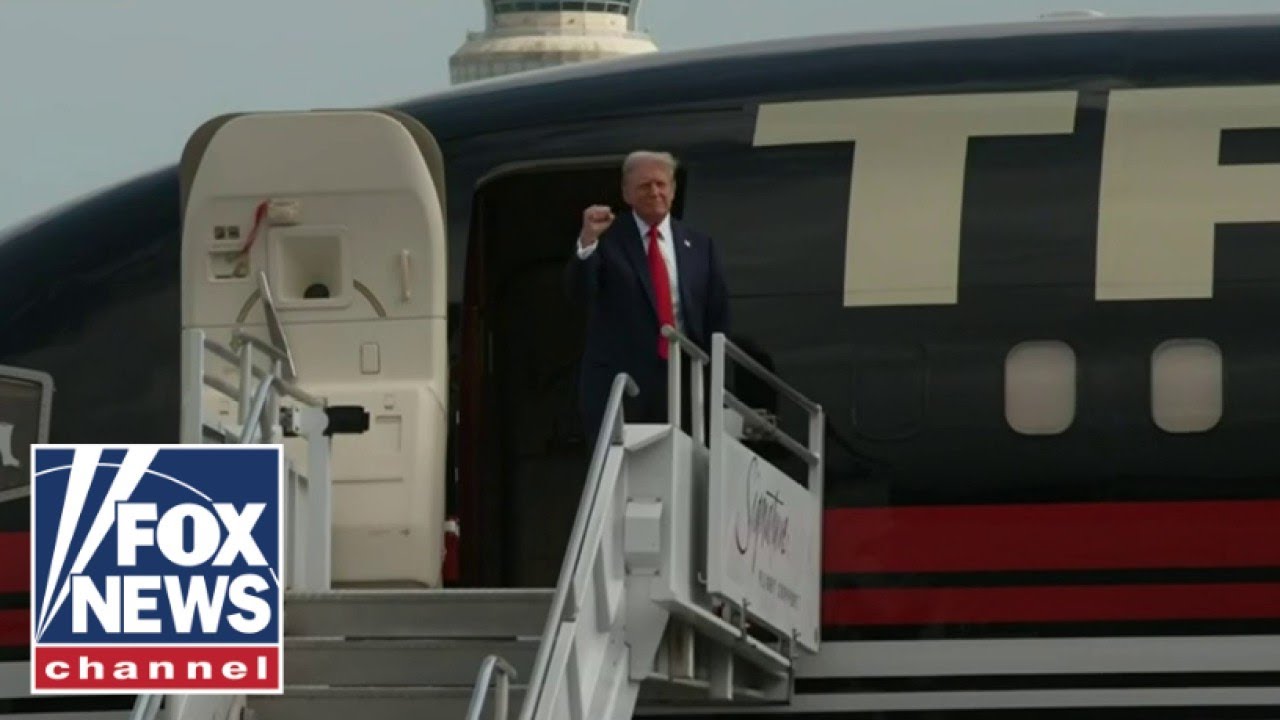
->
[142,109,825,720]
[253,588,546,719]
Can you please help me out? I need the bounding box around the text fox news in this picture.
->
[30,445,283,694]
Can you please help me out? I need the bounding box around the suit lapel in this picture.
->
[618,214,658,316]
[671,220,697,335]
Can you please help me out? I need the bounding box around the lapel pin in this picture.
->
[683,239,691,248]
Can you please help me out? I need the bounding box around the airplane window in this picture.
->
[1151,339,1222,434]
[0,365,54,502]
[1004,341,1075,435]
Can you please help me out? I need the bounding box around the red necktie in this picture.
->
[647,225,675,360]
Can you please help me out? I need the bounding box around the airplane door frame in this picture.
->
[0,364,54,504]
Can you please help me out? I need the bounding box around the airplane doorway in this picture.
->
[463,161,685,587]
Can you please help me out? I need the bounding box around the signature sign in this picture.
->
[709,434,816,646]
[733,456,791,570]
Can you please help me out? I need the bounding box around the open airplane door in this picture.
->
[179,110,449,588]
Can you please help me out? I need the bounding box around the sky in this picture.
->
[1,0,1276,231]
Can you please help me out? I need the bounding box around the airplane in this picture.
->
[3,9,1280,718]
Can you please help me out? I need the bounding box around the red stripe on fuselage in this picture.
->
[823,501,1280,574]
[0,609,26,648]
[0,532,29,594]
[822,583,1280,625]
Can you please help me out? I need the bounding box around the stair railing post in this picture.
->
[666,326,682,431]
[304,406,332,592]
[691,352,705,448]
[464,654,518,720]
[238,341,254,427]
[495,668,510,720]
[180,329,205,445]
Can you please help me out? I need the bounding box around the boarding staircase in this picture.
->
[142,309,824,720]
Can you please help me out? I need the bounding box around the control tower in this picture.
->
[450,0,658,84]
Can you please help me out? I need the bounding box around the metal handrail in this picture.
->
[661,324,709,364]
[464,654,519,720]
[197,333,325,444]
[204,336,325,408]
[205,336,254,369]
[203,373,240,402]
[275,374,324,408]
[661,325,821,456]
[516,372,637,720]
[720,335,821,414]
[725,393,819,467]
[254,270,300,381]
[711,333,823,468]
[674,329,822,468]
[198,328,333,590]
[231,328,292,365]
[238,363,279,443]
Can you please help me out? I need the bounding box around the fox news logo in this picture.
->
[30,445,283,694]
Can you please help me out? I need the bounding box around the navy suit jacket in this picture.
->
[565,213,730,438]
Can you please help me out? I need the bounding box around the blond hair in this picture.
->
[622,150,678,179]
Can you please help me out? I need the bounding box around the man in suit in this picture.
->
[565,151,731,443]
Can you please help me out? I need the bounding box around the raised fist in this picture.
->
[580,205,615,247]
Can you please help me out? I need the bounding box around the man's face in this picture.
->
[623,160,675,225]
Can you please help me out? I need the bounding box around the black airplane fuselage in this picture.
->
[5,13,1280,716]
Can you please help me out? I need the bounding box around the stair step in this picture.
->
[247,685,527,720]
[284,637,539,686]
[284,589,554,638]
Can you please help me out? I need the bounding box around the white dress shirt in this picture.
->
[577,212,682,329]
